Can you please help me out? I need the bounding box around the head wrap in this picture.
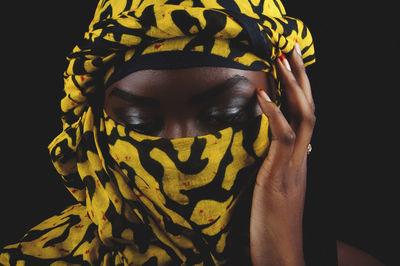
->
[0,0,315,265]
[60,0,315,128]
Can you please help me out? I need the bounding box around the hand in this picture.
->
[250,44,316,266]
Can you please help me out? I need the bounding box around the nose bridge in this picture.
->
[163,116,197,139]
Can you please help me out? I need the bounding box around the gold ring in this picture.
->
[307,144,312,155]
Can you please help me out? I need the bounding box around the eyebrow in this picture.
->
[109,74,251,106]
[110,87,160,106]
[189,74,251,104]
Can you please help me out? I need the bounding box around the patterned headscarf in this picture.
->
[0,0,315,265]
[59,0,315,129]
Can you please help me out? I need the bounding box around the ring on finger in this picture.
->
[307,144,312,155]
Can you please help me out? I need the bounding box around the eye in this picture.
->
[199,107,249,126]
[122,114,163,135]
[126,120,163,135]
[111,107,163,135]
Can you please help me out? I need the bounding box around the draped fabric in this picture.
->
[1,0,315,265]
[1,111,270,265]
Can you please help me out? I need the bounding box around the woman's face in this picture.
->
[104,67,269,139]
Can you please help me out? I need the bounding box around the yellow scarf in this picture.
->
[1,0,315,265]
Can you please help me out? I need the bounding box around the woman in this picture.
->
[0,0,385,265]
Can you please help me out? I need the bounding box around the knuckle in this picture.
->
[306,113,316,126]
[279,129,296,145]
[268,106,284,119]
[273,107,284,116]
[310,102,316,113]
[300,111,316,128]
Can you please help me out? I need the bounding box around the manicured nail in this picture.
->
[295,42,302,56]
[279,54,291,71]
[257,88,271,102]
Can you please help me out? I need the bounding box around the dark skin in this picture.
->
[104,46,384,265]
[104,67,267,138]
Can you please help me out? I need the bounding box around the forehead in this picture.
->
[106,67,268,97]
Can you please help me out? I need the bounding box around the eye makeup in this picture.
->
[199,95,258,125]
[108,89,258,136]
[106,73,260,136]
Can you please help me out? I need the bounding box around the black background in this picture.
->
[1,1,398,265]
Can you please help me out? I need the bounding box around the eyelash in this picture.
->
[199,109,247,125]
[125,109,249,135]
[126,119,162,135]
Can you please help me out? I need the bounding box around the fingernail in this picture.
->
[257,88,271,102]
[279,54,291,71]
[295,41,302,56]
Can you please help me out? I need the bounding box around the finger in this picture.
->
[288,43,315,112]
[276,57,315,167]
[276,56,314,127]
[256,88,295,184]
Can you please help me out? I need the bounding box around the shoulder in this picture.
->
[337,240,385,266]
